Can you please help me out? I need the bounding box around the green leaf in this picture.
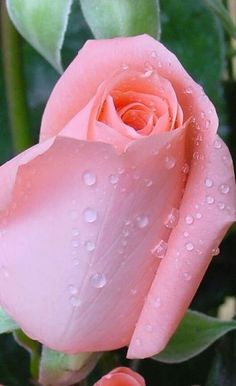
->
[13,330,40,380]
[6,0,73,73]
[0,306,18,334]
[205,0,236,38]
[39,346,101,386]
[80,0,161,39]
[160,0,226,126]
[153,310,236,363]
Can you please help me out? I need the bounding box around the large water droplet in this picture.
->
[151,240,167,258]
[165,208,179,229]
[85,240,96,252]
[90,272,107,288]
[218,184,230,194]
[82,171,97,186]
[164,156,176,170]
[136,215,149,228]
[83,208,97,223]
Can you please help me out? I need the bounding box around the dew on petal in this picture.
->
[218,202,225,210]
[153,297,161,308]
[165,208,179,228]
[218,184,230,195]
[72,228,80,237]
[121,63,129,70]
[109,174,119,185]
[185,215,194,225]
[212,247,220,256]
[184,231,189,237]
[83,208,97,223]
[206,195,215,204]
[196,212,202,219]
[90,273,107,288]
[70,296,81,307]
[72,239,79,248]
[182,163,190,174]
[151,50,157,58]
[136,215,149,229]
[85,240,96,252]
[204,178,213,188]
[68,285,78,295]
[164,156,176,170]
[213,139,222,149]
[185,242,194,251]
[82,171,97,186]
[182,271,192,281]
[184,87,192,94]
[145,178,153,187]
[145,324,153,332]
[151,240,168,258]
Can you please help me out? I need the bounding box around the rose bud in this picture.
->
[94,367,145,386]
[0,35,235,359]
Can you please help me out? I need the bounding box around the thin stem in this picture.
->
[1,1,32,154]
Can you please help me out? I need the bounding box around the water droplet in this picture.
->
[68,285,78,295]
[151,50,157,58]
[182,163,189,174]
[136,215,149,228]
[196,212,202,219]
[204,178,213,188]
[151,240,168,258]
[72,228,79,237]
[83,208,97,223]
[184,231,189,237]
[165,208,179,228]
[145,324,153,332]
[185,242,194,251]
[145,179,153,187]
[206,195,215,204]
[184,87,192,94]
[218,184,230,194]
[218,202,225,210]
[70,296,81,307]
[90,273,107,288]
[85,240,96,252]
[82,171,97,186]
[205,119,210,129]
[185,215,194,225]
[183,271,192,281]
[144,61,153,71]
[152,296,161,308]
[141,70,153,78]
[109,174,119,185]
[164,156,176,169]
[72,239,79,248]
[213,139,222,149]
[70,210,78,220]
[131,288,137,295]
[212,247,220,256]
[118,167,125,175]
[121,63,129,70]
[72,258,80,266]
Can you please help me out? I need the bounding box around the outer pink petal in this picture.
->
[127,135,236,359]
[40,35,217,141]
[0,129,186,353]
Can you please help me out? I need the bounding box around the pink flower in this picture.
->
[0,35,235,359]
[94,367,145,386]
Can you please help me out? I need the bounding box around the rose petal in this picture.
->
[40,35,216,142]
[127,135,236,359]
[0,129,186,353]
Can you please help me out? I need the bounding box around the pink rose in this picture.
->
[0,35,235,359]
[94,367,145,386]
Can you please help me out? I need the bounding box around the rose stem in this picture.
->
[1,1,32,154]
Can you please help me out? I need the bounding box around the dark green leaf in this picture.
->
[153,310,236,363]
